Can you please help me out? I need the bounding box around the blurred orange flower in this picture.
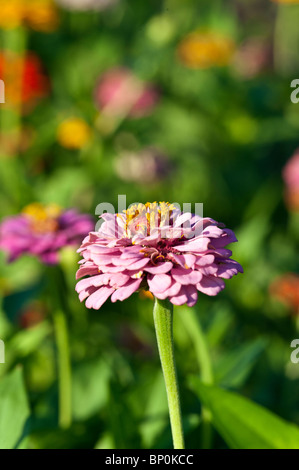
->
[269,274,299,314]
[0,0,59,32]
[19,301,46,329]
[57,118,92,149]
[271,0,299,3]
[177,31,235,69]
[0,52,49,108]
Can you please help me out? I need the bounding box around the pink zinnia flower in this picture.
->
[0,202,94,264]
[94,68,159,119]
[76,202,243,309]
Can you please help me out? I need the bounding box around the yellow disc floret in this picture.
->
[22,202,62,233]
[123,202,175,237]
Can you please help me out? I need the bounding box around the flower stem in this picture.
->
[153,297,185,449]
[52,308,72,429]
[48,266,72,429]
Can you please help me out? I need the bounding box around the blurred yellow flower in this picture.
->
[0,0,24,29]
[25,0,59,32]
[57,118,92,150]
[177,32,235,69]
[0,0,59,32]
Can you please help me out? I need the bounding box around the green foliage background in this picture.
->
[0,0,299,449]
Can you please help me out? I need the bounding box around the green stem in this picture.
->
[180,308,214,449]
[153,297,185,449]
[53,308,72,429]
[48,266,72,429]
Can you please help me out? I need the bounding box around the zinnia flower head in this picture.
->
[0,203,94,264]
[282,148,299,211]
[76,202,243,309]
[0,52,49,108]
[177,31,235,69]
[55,0,119,10]
[94,68,159,119]
[57,118,92,149]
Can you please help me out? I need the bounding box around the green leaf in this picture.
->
[139,372,168,448]
[189,378,299,449]
[0,368,30,449]
[214,338,267,388]
[72,358,111,421]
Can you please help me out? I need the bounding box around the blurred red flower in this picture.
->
[0,52,49,109]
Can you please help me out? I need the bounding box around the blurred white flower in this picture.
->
[114,147,173,184]
[55,0,118,11]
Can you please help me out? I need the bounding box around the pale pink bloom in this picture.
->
[76,203,242,309]
[94,68,159,119]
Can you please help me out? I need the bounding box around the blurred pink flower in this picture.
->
[94,68,159,119]
[76,202,242,309]
[283,148,299,188]
[233,38,272,79]
[0,203,94,264]
[283,148,299,211]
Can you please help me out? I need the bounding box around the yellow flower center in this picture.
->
[22,202,62,234]
[123,201,175,237]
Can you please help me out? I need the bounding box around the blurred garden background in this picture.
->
[0,0,299,449]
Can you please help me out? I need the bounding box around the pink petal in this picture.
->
[171,253,196,268]
[147,274,172,293]
[178,237,210,252]
[85,286,114,309]
[111,278,143,302]
[126,258,150,270]
[154,281,181,300]
[194,254,215,267]
[171,267,202,285]
[196,276,225,296]
[144,262,173,274]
